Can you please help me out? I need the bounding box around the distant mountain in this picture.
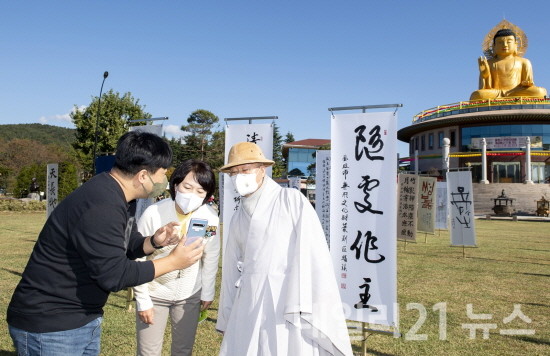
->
[0,123,75,149]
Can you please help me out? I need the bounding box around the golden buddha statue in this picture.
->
[470,20,547,100]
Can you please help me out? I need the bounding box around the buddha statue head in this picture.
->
[492,29,519,58]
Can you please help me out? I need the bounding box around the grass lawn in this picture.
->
[0,212,548,355]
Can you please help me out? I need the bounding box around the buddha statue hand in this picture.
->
[478,56,491,89]
[520,79,534,87]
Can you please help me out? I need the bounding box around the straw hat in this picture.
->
[220,142,274,172]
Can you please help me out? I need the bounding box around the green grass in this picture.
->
[0,212,548,355]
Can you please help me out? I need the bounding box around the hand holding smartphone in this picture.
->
[184,218,208,246]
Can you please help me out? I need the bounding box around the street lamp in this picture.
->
[92,71,109,175]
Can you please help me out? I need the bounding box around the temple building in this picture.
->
[398,20,550,185]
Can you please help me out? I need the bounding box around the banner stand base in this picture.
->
[126,287,134,312]
[348,322,401,356]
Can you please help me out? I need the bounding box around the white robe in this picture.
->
[217,177,353,356]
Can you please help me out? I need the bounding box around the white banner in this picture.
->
[129,124,163,137]
[46,163,58,218]
[447,171,476,246]
[222,123,273,252]
[470,136,542,149]
[330,112,397,327]
[315,150,331,247]
[435,182,448,230]
[397,174,418,241]
[417,176,436,234]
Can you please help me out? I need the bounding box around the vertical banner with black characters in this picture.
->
[330,112,397,327]
[447,171,476,246]
[46,163,58,218]
[435,182,448,229]
[397,174,418,242]
[315,150,331,247]
[222,123,273,252]
[417,176,437,234]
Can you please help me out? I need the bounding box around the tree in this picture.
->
[15,164,44,199]
[272,123,286,178]
[167,137,188,167]
[0,138,73,195]
[57,161,79,201]
[71,90,148,173]
[288,168,305,177]
[180,109,220,161]
[284,132,295,144]
[306,143,330,182]
[15,160,79,201]
[208,130,225,170]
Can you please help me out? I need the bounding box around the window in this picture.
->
[532,163,550,184]
[438,131,444,148]
[421,135,426,151]
[414,136,419,151]
[450,130,456,147]
[428,133,434,150]
[492,162,520,183]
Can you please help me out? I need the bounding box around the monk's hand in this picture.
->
[138,308,155,325]
[169,237,204,270]
[152,222,181,247]
[201,300,213,311]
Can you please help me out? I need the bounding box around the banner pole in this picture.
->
[424,232,427,243]
[362,322,367,355]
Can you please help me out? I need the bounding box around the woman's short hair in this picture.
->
[169,159,216,204]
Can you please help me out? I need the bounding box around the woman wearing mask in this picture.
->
[134,160,219,356]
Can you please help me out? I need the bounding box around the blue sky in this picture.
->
[3,0,550,157]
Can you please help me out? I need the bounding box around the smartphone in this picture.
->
[184,218,208,245]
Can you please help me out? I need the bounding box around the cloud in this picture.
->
[38,105,87,126]
[163,124,189,140]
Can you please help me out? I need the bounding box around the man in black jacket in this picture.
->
[7,131,204,356]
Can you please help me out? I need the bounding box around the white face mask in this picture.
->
[175,191,204,214]
[231,173,259,196]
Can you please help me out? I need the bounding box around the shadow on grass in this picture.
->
[105,292,130,310]
[517,272,550,278]
[105,302,125,310]
[513,248,550,253]
[0,350,16,356]
[518,302,550,308]
[350,344,395,356]
[465,256,550,267]
[501,334,550,346]
[1,268,22,277]
[0,227,39,237]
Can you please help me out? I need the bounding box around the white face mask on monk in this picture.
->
[175,191,204,214]
[231,173,259,196]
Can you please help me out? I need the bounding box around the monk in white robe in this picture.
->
[216,142,353,356]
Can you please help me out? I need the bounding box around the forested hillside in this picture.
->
[0,124,78,198]
[0,123,75,149]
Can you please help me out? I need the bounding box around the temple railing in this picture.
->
[412,97,550,124]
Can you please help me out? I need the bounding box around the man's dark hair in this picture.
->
[169,159,216,204]
[113,131,172,176]
[494,28,516,43]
